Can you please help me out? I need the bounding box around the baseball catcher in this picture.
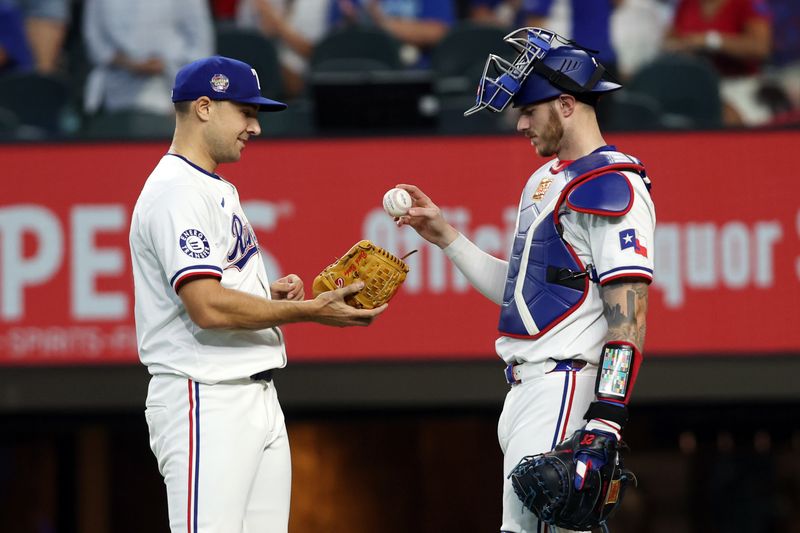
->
[394,25,655,533]
[312,240,414,309]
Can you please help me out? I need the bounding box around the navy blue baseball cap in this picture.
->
[171,56,287,112]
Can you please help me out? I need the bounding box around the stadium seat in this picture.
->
[310,26,402,72]
[627,53,723,129]
[599,91,665,132]
[0,106,20,140]
[215,28,284,98]
[437,93,516,135]
[63,33,92,108]
[0,73,73,134]
[431,22,512,94]
[260,97,315,137]
[83,111,175,140]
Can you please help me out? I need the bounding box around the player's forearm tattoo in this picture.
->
[600,281,649,351]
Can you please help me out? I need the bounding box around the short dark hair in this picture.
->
[174,101,192,115]
[573,92,601,108]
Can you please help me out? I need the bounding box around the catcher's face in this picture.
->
[206,101,261,164]
[516,99,564,158]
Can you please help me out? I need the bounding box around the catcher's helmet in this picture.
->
[464,27,621,116]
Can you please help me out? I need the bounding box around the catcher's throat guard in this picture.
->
[312,240,414,309]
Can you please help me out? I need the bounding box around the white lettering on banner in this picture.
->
[362,206,517,294]
[2,201,790,329]
[721,222,750,288]
[241,200,293,280]
[0,206,63,320]
[755,222,782,287]
[364,207,787,310]
[685,223,715,288]
[0,204,131,323]
[363,208,463,293]
[654,220,783,308]
[71,206,127,319]
[0,325,137,359]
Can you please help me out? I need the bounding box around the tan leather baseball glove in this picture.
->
[312,240,413,309]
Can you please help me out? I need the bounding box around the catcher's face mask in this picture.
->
[464,27,621,116]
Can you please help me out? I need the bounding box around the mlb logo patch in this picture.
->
[619,229,648,258]
[210,73,230,93]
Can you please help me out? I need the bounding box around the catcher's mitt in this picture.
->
[312,240,413,309]
[508,429,634,532]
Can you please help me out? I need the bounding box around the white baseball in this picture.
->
[383,188,412,217]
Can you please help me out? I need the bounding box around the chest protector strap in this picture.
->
[498,153,646,338]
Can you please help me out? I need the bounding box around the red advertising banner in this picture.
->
[1,131,798,365]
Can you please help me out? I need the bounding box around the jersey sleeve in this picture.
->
[144,186,227,293]
[585,174,655,285]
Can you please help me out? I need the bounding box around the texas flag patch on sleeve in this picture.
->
[619,228,648,257]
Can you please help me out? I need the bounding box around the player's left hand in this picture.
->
[271,274,304,301]
[572,426,619,491]
[509,428,633,531]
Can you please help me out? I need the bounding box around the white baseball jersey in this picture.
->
[496,149,655,366]
[130,153,286,383]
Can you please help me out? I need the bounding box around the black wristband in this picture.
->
[584,400,629,428]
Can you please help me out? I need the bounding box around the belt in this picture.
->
[250,369,274,382]
[504,359,587,386]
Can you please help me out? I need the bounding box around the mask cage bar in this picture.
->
[464,27,595,116]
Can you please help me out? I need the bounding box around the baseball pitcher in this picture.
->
[129,56,386,533]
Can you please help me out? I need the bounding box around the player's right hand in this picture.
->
[394,184,459,249]
[311,282,387,327]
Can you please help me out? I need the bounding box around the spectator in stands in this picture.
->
[235,0,332,98]
[329,0,456,68]
[611,0,676,79]
[212,0,238,21]
[766,0,798,70]
[469,0,525,27]
[664,0,773,126]
[82,0,214,116]
[0,1,34,75]
[468,0,667,81]
[7,0,69,74]
[765,0,800,112]
[518,0,620,76]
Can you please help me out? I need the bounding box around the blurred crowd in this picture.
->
[0,0,798,139]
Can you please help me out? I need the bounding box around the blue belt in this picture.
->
[504,359,587,385]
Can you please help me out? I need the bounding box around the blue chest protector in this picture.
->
[498,152,647,338]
